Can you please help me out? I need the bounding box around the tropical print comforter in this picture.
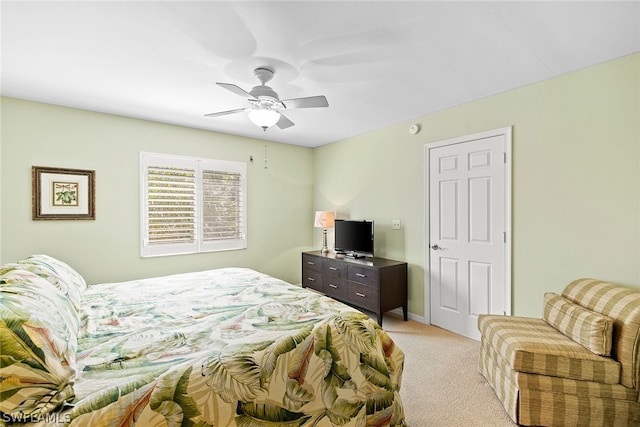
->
[1,258,405,426]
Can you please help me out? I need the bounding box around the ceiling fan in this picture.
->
[205,67,329,130]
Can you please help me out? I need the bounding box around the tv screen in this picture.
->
[334,219,374,257]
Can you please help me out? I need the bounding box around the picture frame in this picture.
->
[32,166,95,220]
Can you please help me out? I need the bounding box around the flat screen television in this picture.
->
[334,219,374,258]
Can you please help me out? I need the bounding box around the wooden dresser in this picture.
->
[301,250,407,325]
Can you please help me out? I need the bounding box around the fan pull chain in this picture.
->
[264,143,268,169]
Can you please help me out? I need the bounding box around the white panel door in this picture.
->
[427,129,510,340]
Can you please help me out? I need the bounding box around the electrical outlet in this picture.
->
[392,220,401,230]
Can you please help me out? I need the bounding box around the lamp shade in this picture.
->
[314,211,335,228]
[248,109,280,128]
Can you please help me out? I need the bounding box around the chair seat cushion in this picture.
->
[478,315,620,384]
[516,371,638,401]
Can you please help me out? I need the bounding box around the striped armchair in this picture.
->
[478,278,640,426]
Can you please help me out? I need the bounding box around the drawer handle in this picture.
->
[356,273,366,278]
[307,261,316,265]
[328,284,338,288]
[308,278,315,282]
[356,292,366,298]
[329,267,338,271]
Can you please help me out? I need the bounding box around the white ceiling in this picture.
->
[2,1,639,147]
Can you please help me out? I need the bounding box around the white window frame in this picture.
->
[140,152,247,258]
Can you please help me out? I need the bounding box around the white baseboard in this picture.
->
[387,307,427,324]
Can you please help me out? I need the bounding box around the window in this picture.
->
[140,152,246,257]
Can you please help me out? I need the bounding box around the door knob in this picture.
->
[431,244,441,250]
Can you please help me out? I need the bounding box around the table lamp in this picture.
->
[314,211,335,254]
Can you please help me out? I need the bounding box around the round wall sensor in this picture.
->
[409,124,421,135]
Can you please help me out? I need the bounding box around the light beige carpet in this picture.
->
[382,315,517,426]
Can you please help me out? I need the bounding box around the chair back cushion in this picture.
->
[543,292,613,356]
[562,279,640,390]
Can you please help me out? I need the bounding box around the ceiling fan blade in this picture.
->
[276,113,295,129]
[281,95,329,109]
[216,82,257,100]
[204,108,246,118]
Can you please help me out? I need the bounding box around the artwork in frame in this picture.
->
[32,166,95,220]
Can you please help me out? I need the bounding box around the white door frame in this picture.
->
[423,126,512,325]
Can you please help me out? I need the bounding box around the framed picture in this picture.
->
[32,166,95,220]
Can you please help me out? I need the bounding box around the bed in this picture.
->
[0,255,405,426]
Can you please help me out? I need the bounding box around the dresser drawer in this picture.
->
[302,254,322,272]
[347,281,378,312]
[323,276,347,300]
[302,269,323,292]
[348,265,379,287]
[323,258,347,278]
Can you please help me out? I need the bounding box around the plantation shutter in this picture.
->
[202,170,243,241]
[141,153,246,257]
[199,159,246,252]
[147,165,196,244]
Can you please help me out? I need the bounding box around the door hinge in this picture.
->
[503,232,506,243]
[503,152,507,163]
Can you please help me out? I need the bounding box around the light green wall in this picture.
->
[0,98,314,285]
[2,54,638,320]
[314,53,640,319]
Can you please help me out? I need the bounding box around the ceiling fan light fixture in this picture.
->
[248,109,280,129]
[208,67,328,130]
